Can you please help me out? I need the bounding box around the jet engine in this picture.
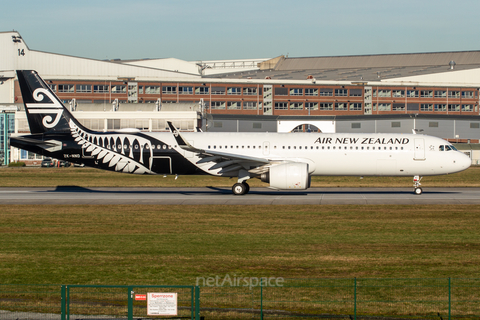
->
[261,162,311,190]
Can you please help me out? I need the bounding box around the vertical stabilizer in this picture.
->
[16,70,86,134]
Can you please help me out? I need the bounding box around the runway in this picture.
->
[0,186,479,205]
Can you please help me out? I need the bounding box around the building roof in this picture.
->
[209,51,480,83]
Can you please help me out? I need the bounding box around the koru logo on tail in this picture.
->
[26,88,64,128]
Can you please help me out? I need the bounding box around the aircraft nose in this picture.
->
[457,152,472,169]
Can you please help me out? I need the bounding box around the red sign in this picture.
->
[135,294,147,301]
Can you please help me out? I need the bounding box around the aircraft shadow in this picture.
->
[50,185,459,196]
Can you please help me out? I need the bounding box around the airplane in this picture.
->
[11,70,471,195]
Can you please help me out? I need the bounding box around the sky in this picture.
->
[2,0,480,61]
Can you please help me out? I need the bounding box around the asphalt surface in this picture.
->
[0,186,479,205]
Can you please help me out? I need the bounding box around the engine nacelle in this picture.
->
[261,162,311,190]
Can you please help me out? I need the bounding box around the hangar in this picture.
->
[1,31,480,165]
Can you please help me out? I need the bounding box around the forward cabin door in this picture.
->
[414,138,425,160]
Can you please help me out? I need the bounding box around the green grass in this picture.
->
[0,166,479,187]
[1,168,479,318]
[1,205,479,285]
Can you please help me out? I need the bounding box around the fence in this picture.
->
[1,279,479,319]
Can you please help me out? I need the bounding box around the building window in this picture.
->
[349,89,362,97]
[211,86,225,95]
[435,90,447,98]
[290,102,303,110]
[392,104,405,111]
[290,88,303,96]
[462,104,473,112]
[470,122,480,129]
[462,91,474,98]
[213,121,223,128]
[227,87,241,95]
[253,123,262,129]
[391,122,401,128]
[111,85,126,94]
[306,102,318,110]
[145,86,160,94]
[407,103,419,111]
[448,104,460,111]
[227,101,241,110]
[274,102,288,110]
[243,102,257,110]
[58,84,74,93]
[211,101,225,109]
[243,87,258,95]
[335,89,348,97]
[335,102,348,111]
[421,104,433,111]
[320,103,333,110]
[349,103,362,111]
[435,104,446,111]
[448,91,460,98]
[305,88,318,96]
[195,87,209,94]
[93,85,109,93]
[320,88,333,96]
[420,90,433,98]
[179,86,193,94]
[378,103,391,111]
[76,84,91,93]
[48,84,56,92]
[162,86,177,94]
[406,90,419,97]
[378,90,391,97]
[429,122,439,127]
[107,119,121,130]
[275,87,288,95]
[393,90,405,97]
[351,123,361,129]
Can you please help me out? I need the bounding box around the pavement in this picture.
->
[0,187,479,205]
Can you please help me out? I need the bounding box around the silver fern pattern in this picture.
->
[69,120,155,174]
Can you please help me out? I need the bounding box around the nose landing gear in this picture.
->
[413,176,423,195]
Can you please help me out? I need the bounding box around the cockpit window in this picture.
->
[439,144,457,151]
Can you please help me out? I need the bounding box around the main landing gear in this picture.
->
[413,175,423,195]
[232,181,250,195]
[232,169,251,195]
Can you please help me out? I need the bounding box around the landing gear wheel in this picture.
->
[243,182,250,194]
[232,183,247,195]
[413,176,423,195]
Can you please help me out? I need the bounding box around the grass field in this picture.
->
[1,167,479,318]
[1,204,479,285]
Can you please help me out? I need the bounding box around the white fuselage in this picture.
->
[146,132,471,177]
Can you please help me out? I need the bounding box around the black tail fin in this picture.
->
[16,70,87,134]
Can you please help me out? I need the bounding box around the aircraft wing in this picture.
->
[167,121,270,174]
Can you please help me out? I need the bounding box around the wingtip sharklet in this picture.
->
[167,121,198,152]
